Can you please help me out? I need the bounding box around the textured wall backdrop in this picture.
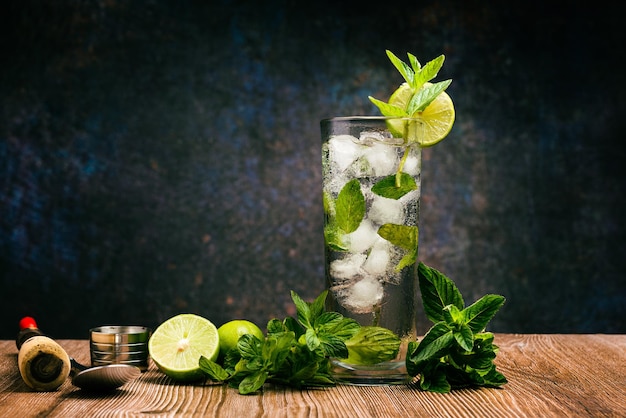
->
[1,0,625,338]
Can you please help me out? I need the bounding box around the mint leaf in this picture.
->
[368,96,406,117]
[237,333,263,361]
[414,54,445,87]
[407,53,421,76]
[371,173,417,199]
[378,224,417,251]
[199,356,231,381]
[386,50,414,86]
[407,322,454,368]
[305,327,321,351]
[308,290,328,322]
[291,292,312,329]
[335,179,365,233]
[453,324,474,352]
[314,311,360,341]
[406,79,452,115]
[379,224,418,271]
[396,251,418,272]
[418,362,451,393]
[324,222,348,251]
[418,262,464,323]
[462,294,506,334]
[442,304,463,325]
[267,318,287,334]
[239,370,268,395]
[343,326,401,365]
[280,316,305,339]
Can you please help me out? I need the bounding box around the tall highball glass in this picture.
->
[321,116,422,385]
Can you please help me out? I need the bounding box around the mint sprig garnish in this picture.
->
[406,263,507,393]
[368,50,451,118]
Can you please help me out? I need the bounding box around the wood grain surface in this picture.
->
[1,334,624,417]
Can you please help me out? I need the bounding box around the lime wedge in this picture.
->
[148,313,219,381]
[388,82,455,147]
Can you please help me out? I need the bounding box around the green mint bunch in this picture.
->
[406,263,507,393]
[199,290,400,394]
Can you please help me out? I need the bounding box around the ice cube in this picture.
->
[362,238,392,276]
[403,153,421,176]
[328,135,364,173]
[338,276,384,314]
[329,253,367,280]
[369,195,406,225]
[358,130,385,145]
[323,171,351,197]
[362,142,398,176]
[346,219,378,254]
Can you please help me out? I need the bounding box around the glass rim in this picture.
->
[320,116,422,123]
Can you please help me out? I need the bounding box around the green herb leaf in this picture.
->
[462,294,506,334]
[378,224,417,251]
[281,316,305,338]
[267,318,286,334]
[453,323,474,352]
[371,173,417,199]
[335,179,365,234]
[199,356,231,382]
[378,224,418,271]
[343,326,401,365]
[367,96,407,117]
[442,304,463,326]
[418,362,451,393]
[414,54,445,86]
[406,322,454,376]
[305,327,321,351]
[318,333,349,359]
[418,262,464,324]
[291,290,313,328]
[309,290,328,323]
[406,79,452,115]
[314,311,360,341]
[238,333,263,361]
[407,53,421,76]
[324,222,348,251]
[239,370,268,395]
[386,50,414,86]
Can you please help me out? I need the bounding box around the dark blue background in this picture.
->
[2,0,625,338]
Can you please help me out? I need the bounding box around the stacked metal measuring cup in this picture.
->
[90,326,151,371]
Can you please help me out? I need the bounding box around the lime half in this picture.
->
[148,313,220,382]
[388,82,455,147]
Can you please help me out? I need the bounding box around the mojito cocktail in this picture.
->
[320,51,455,384]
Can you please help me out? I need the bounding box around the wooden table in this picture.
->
[1,334,624,417]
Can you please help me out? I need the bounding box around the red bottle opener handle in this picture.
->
[19,316,38,330]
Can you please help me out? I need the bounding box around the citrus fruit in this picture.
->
[387,82,455,147]
[148,313,219,382]
[217,320,264,358]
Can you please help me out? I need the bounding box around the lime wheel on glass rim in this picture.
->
[386,82,455,147]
